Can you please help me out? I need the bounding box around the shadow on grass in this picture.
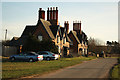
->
[2,58,33,63]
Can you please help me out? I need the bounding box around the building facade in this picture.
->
[68,21,88,56]
[8,7,88,57]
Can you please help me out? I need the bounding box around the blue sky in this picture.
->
[2,2,118,44]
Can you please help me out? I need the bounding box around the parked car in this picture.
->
[9,52,43,62]
[37,51,59,61]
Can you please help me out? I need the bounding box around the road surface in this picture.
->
[36,58,117,78]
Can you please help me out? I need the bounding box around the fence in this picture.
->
[2,46,18,57]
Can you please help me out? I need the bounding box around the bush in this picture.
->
[67,54,73,58]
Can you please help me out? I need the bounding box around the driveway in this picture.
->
[35,58,117,78]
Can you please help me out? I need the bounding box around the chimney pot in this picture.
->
[56,7,58,10]
[40,8,42,11]
[50,7,52,10]
[67,21,68,23]
[53,7,55,10]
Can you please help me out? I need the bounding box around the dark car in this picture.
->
[37,51,59,61]
[9,52,43,62]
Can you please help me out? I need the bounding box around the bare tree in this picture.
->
[88,37,105,54]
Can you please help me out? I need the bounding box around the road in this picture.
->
[35,58,117,78]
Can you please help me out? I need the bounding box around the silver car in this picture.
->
[10,52,43,62]
[37,51,59,61]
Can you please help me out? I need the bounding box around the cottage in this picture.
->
[7,7,88,57]
[68,21,88,56]
[8,7,70,57]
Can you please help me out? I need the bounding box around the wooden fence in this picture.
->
[2,46,19,57]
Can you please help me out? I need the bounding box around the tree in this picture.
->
[22,35,58,54]
[88,37,96,53]
[88,37,105,54]
[22,35,40,52]
[107,41,120,54]
[40,40,58,54]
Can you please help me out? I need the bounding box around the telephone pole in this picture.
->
[5,29,7,41]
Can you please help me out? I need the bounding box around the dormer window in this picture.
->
[63,37,66,44]
[57,36,60,43]
[38,35,43,41]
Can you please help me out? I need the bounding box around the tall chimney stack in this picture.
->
[73,20,82,34]
[79,21,82,34]
[47,7,58,25]
[56,7,58,25]
[50,7,53,20]
[53,7,55,20]
[38,8,45,20]
[47,8,50,21]
[64,21,69,34]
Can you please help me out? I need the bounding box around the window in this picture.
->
[57,36,60,43]
[70,41,73,45]
[28,53,35,55]
[38,52,48,55]
[38,36,43,41]
[63,37,66,44]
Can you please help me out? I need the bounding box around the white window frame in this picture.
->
[38,35,43,41]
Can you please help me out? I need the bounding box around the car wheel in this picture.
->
[11,57,15,61]
[29,58,34,62]
[46,57,50,61]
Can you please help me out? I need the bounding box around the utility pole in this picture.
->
[5,29,7,41]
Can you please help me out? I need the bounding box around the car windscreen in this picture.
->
[37,51,48,55]
[24,52,38,56]
[49,52,54,54]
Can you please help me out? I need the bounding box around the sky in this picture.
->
[1,1,119,44]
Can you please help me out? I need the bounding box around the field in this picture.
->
[2,56,96,79]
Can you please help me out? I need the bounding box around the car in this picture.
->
[9,52,43,62]
[37,51,59,61]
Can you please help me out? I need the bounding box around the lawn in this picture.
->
[2,56,96,79]
[111,58,120,79]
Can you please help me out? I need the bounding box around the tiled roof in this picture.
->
[12,37,19,41]
[21,25,36,36]
[7,36,28,46]
[70,31,80,44]
[49,25,59,38]
[40,19,55,39]
[76,31,87,43]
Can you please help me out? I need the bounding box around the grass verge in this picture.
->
[2,56,96,79]
[110,58,120,79]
